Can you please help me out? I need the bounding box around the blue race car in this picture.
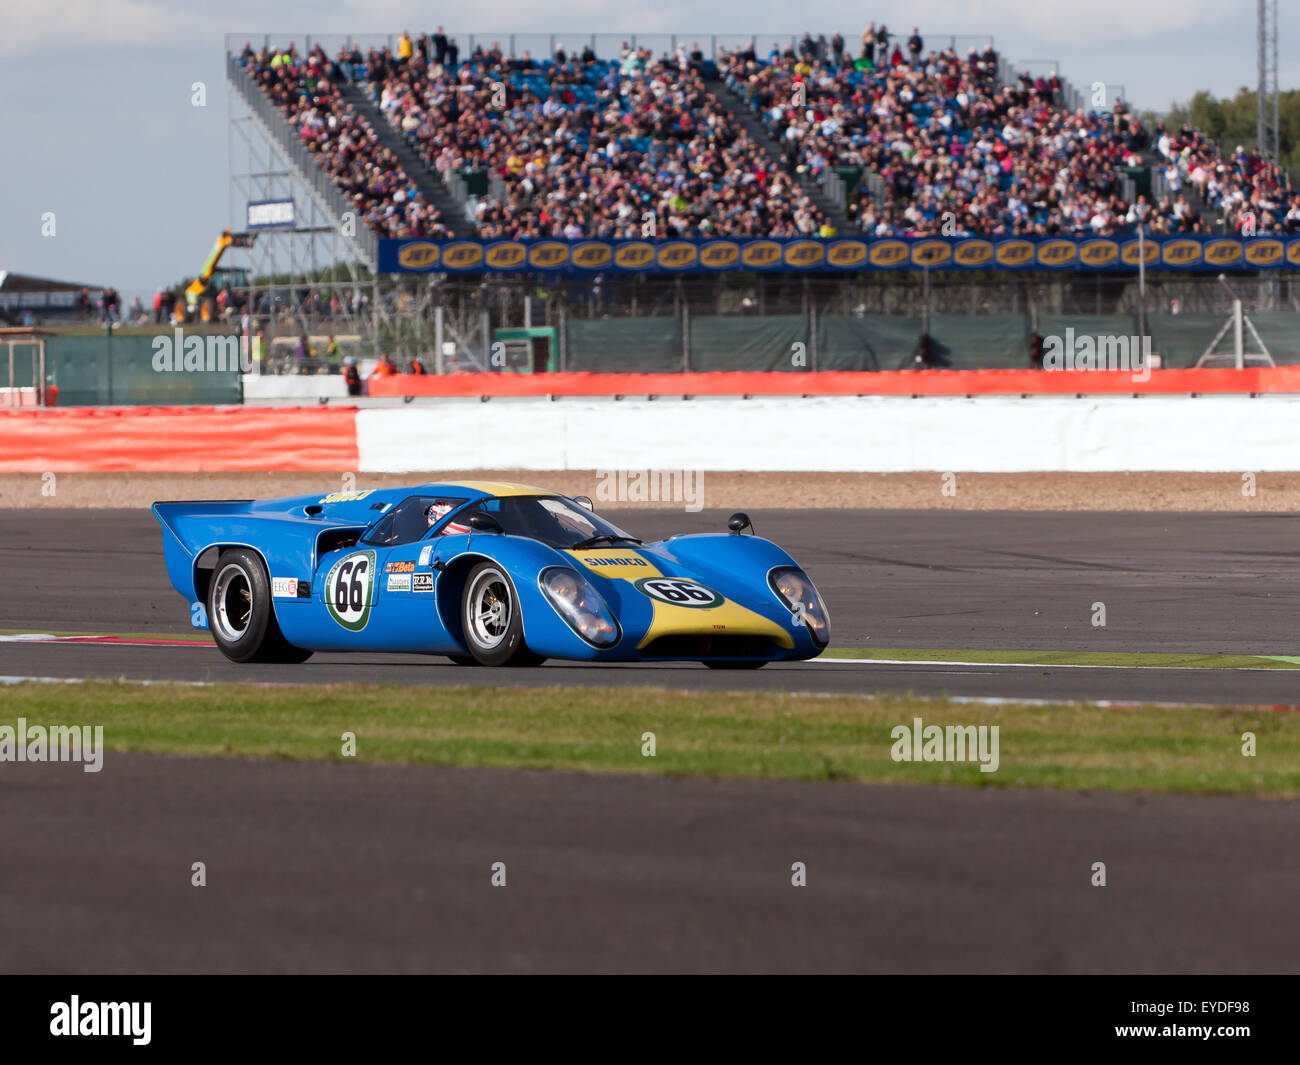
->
[153,481,830,668]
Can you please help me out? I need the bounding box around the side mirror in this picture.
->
[727,511,751,534]
[467,513,503,533]
[572,495,594,511]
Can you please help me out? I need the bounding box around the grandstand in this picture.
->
[208,30,1300,381]
[230,32,1295,243]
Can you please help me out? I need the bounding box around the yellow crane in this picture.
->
[176,230,256,323]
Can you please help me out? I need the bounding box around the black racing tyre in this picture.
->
[447,655,479,666]
[703,660,768,670]
[460,561,545,666]
[208,548,313,664]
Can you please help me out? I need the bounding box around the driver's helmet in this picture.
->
[426,501,469,535]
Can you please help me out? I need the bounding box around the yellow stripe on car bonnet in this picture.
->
[566,550,793,650]
[449,481,557,497]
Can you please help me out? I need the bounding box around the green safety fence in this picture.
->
[44,330,244,406]
[564,316,683,373]
[562,312,1300,373]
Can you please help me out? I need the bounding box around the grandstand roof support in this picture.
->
[1258,0,1280,161]
[228,63,385,357]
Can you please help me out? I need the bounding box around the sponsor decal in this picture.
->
[953,239,994,267]
[320,489,374,504]
[528,241,570,268]
[1078,239,1118,267]
[572,241,613,269]
[386,573,412,592]
[783,240,825,267]
[740,240,782,267]
[484,241,527,269]
[1120,239,1160,266]
[910,240,951,267]
[271,577,298,598]
[578,554,650,568]
[827,240,868,267]
[656,241,698,269]
[324,549,376,631]
[613,242,656,269]
[698,241,739,269]
[868,240,909,266]
[634,576,723,608]
[1246,239,1284,266]
[441,242,485,269]
[1035,239,1077,267]
[413,573,433,592]
[994,240,1034,266]
[1203,239,1242,266]
[1161,239,1202,266]
[418,545,433,567]
[385,561,415,574]
[297,580,311,598]
[397,242,440,270]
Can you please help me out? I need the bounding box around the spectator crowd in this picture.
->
[237,30,1297,242]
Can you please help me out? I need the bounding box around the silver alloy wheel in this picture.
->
[212,561,254,643]
[467,567,511,650]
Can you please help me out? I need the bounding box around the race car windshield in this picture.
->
[461,496,638,550]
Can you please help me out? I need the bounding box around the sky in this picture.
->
[1,0,1295,304]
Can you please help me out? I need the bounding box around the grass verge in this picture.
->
[3,680,1297,796]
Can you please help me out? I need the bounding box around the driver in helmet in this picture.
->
[426,501,470,536]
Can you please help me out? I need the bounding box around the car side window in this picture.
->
[362,496,466,546]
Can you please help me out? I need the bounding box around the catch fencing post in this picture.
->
[678,276,690,373]
[435,305,445,374]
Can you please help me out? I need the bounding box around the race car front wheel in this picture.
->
[208,548,313,664]
[461,562,545,666]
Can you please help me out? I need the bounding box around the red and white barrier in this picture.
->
[355,395,1300,473]
[365,366,1300,398]
[0,406,359,472]
[5,385,1300,473]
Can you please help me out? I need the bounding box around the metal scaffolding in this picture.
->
[1258,0,1280,162]
[227,54,381,365]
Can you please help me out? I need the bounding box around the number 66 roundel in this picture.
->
[633,577,723,608]
[325,549,377,630]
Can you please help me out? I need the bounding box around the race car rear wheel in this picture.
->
[461,562,545,666]
[208,548,312,664]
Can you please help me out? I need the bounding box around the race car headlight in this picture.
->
[540,568,620,648]
[769,566,830,646]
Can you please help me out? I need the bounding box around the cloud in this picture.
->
[1,0,223,56]
[897,0,1229,46]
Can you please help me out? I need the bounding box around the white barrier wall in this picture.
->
[356,395,1300,473]
[242,375,350,402]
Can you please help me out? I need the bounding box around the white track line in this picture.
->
[814,657,1287,672]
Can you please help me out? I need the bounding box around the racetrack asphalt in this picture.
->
[5,752,1299,973]
[3,508,1300,704]
[3,507,1300,973]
